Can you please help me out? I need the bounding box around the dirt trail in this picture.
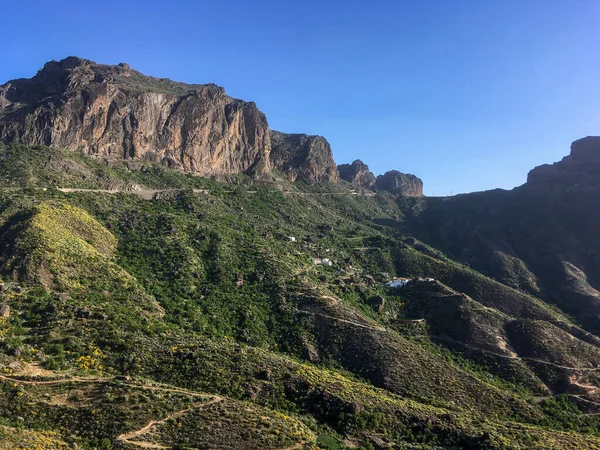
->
[56,187,209,200]
[299,309,387,332]
[271,441,311,450]
[432,336,600,371]
[116,396,222,448]
[0,374,105,385]
[0,373,216,399]
[570,394,600,411]
[0,372,311,449]
[125,382,210,398]
[394,318,425,324]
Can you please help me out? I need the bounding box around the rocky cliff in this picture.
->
[0,57,429,190]
[337,159,376,188]
[0,57,271,177]
[269,130,339,183]
[526,136,600,191]
[374,170,423,196]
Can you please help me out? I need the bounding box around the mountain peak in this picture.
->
[39,56,89,71]
[0,57,270,177]
[0,56,431,191]
[527,136,600,190]
[570,136,600,164]
[375,170,423,196]
[269,130,339,183]
[338,159,376,188]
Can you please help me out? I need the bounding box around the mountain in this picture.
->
[375,170,423,196]
[0,58,599,449]
[338,159,376,188]
[269,130,339,183]
[411,138,600,334]
[0,57,421,194]
[527,136,600,191]
[0,57,272,177]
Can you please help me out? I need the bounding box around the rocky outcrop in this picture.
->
[527,136,600,191]
[269,130,339,183]
[338,159,375,188]
[570,136,600,164]
[0,57,271,177]
[0,56,431,188]
[374,170,423,197]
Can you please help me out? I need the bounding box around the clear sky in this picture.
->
[2,0,600,194]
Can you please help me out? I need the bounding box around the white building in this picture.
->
[386,278,411,288]
[288,236,296,242]
[313,258,333,267]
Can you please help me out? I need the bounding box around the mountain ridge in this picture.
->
[1,58,600,449]
[0,56,422,193]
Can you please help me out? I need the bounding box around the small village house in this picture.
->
[386,278,411,288]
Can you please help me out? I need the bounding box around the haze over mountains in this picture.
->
[0,57,599,449]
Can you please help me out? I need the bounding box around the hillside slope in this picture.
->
[411,138,600,335]
[0,143,598,448]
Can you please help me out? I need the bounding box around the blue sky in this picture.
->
[2,0,600,194]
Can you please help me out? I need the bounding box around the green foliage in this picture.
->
[0,145,598,449]
[539,395,600,435]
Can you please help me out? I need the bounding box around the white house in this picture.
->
[313,258,333,267]
[386,278,411,288]
[288,236,296,242]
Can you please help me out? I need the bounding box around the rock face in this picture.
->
[269,130,339,183]
[0,56,431,188]
[337,159,375,188]
[374,170,423,197]
[570,136,600,164]
[527,136,600,191]
[0,57,271,177]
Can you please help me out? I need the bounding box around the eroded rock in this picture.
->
[0,57,271,178]
[374,170,423,196]
[269,130,339,182]
[338,159,376,188]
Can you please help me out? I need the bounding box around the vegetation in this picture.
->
[0,144,598,449]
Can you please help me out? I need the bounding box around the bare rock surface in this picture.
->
[269,130,339,182]
[0,57,271,177]
[374,170,423,197]
[338,159,376,188]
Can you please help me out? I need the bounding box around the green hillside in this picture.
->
[0,143,599,449]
